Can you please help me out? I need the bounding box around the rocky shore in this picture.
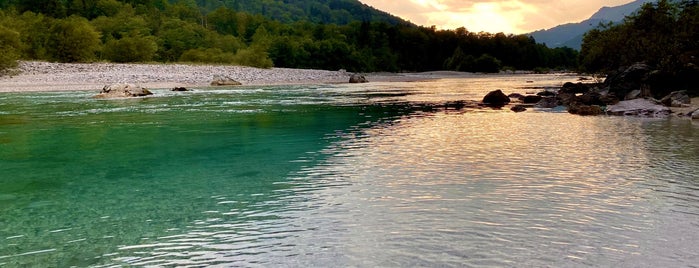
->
[0,61,450,93]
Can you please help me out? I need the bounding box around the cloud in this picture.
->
[359,0,636,33]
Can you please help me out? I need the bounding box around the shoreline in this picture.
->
[0,61,468,93]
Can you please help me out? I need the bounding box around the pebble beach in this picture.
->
[0,61,358,93]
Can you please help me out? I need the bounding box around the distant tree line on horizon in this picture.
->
[0,0,579,73]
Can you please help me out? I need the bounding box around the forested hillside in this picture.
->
[0,0,578,73]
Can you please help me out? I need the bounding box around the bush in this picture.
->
[46,16,101,62]
[102,35,158,62]
[233,47,273,68]
[179,48,236,64]
[0,25,21,72]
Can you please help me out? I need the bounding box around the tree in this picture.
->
[46,16,101,62]
[102,34,157,62]
[0,25,20,72]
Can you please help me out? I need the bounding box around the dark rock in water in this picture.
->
[659,90,690,107]
[211,75,242,86]
[482,89,510,107]
[606,98,670,117]
[535,96,559,108]
[349,73,368,83]
[536,91,556,97]
[692,109,699,120]
[94,83,153,98]
[568,102,603,116]
[560,82,590,94]
[604,62,652,99]
[510,105,527,113]
[508,93,525,99]
[522,95,543,104]
[599,93,620,106]
[557,92,577,106]
[171,87,189,91]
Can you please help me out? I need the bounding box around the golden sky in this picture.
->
[359,0,636,34]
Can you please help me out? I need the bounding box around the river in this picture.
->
[1,74,697,267]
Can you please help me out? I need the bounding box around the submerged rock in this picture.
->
[349,73,368,83]
[211,75,242,86]
[482,89,510,107]
[568,102,603,116]
[171,87,189,91]
[94,83,152,98]
[691,109,699,120]
[510,105,527,113]
[535,96,559,108]
[606,98,671,117]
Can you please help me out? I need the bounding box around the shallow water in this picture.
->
[1,74,698,267]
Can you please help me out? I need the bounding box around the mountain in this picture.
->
[527,0,655,50]
[193,0,410,25]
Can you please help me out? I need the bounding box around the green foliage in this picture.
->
[0,0,579,71]
[0,25,20,71]
[46,16,101,62]
[579,0,699,96]
[102,34,158,62]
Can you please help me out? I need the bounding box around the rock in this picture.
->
[659,90,690,107]
[482,89,510,107]
[349,73,368,83]
[560,82,590,94]
[94,83,152,98]
[535,96,559,108]
[171,87,189,91]
[211,75,242,86]
[568,102,603,116]
[510,105,527,113]
[521,95,543,104]
[692,109,699,120]
[606,98,671,117]
[557,92,576,106]
[604,62,652,99]
[536,91,556,97]
[508,93,525,99]
[625,89,642,100]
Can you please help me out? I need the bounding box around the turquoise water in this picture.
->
[1,76,698,267]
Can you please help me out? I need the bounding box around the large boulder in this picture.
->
[349,73,368,83]
[606,98,671,117]
[211,75,242,86]
[94,83,153,98]
[521,95,543,104]
[482,89,510,107]
[659,90,691,107]
[604,63,652,99]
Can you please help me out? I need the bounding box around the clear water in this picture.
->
[1,74,698,267]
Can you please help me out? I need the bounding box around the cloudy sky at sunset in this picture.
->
[359,0,636,34]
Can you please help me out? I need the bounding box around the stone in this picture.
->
[510,105,527,113]
[211,75,242,86]
[659,90,691,107]
[171,87,189,91]
[94,83,153,98]
[349,73,368,83]
[482,89,510,107]
[536,91,556,97]
[692,109,699,120]
[606,98,671,117]
[508,93,525,99]
[521,95,543,104]
[568,102,603,116]
[535,96,559,108]
[604,62,652,99]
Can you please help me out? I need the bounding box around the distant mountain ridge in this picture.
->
[528,0,655,50]
[192,0,410,25]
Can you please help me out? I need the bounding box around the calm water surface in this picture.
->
[1,74,698,267]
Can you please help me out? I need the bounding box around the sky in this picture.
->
[358,0,636,34]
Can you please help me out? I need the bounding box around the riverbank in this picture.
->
[0,61,454,93]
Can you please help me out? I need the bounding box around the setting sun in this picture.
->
[359,0,638,33]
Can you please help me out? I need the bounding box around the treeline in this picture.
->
[0,0,578,73]
[580,0,699,94]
